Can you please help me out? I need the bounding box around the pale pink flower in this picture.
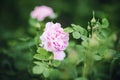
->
[40,22,69,60]
[31,6,55,21]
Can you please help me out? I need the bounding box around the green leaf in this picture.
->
[97,32,105,39]
[43,68,50,78]
[94,55,102,61]
[33,53,51,60]
[76,45,85,53]
[80,35,88,41]
[33,61,43,65]
[52,60,61,67]
[33,61,47,69]
[33,54,42,60]
[71,24,80,31]
[71,24,87,35]
[64,27,74,33]
[75,77,88,80]
[81,40,88,47]
[97,30,108,39]
[72,32,81,39]
[98,46,107,55]
[32,65,44,74]
[101,18,109,28]
[37,47,48,54]
[36,48,51,60]
[29,18,40,27]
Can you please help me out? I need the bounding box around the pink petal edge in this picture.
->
[53,51,66,61]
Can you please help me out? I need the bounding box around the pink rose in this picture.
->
[40,22,69,60]
[31,6,55,21]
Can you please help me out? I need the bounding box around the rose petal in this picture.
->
[53,51,66,61]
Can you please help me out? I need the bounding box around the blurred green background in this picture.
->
[0,0,120,80]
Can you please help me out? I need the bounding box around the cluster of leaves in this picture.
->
[33,47,61,78]
[30,12,117,80]
[64,13,116,79]
[29,17,64,79]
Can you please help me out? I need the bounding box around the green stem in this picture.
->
[83,53,87,78]
[82,43,94,79]
[109,58,117,80]
[83,60,87,78]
